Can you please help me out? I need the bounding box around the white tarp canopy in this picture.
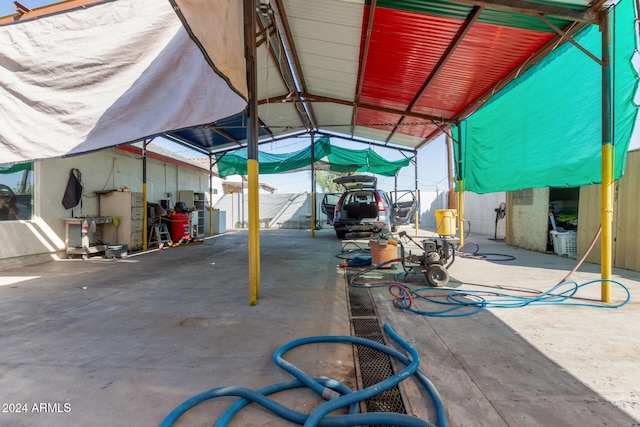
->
[0,0,248,164]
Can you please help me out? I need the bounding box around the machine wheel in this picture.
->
[425,264,449,287]
[336,230,347,239]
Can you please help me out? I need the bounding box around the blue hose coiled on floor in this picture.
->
[350,261,631,317]
[160,324,448,427]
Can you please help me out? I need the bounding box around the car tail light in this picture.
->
[376,192,385,212]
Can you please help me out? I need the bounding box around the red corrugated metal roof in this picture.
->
[358,8,463,110]
[355,3,559,143]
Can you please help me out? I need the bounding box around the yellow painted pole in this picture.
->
[458,179,464,251]
[601,144,613,302]
[209,154,214,236]
[414,151,419,236]
[310,192,316,238]
[248,159,260,305]
[244,0,260,305]
[209,193,213,236]
[600,9,612,302]
[414,189,419,235]
[142,140,148,251]
[311,134,316,238]
[142,182,148,250]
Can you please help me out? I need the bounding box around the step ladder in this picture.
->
[149,223,172,248]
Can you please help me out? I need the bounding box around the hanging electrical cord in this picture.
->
[160,324,448,427]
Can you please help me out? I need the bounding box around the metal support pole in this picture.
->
[600,10,613,302]
[414,151,419,236]
[209,153,214,236]
[458,179,464,251]
[311,133,316,238]
[446,133,456,209]
[244,0,260,305]
[142,139,148,251]
[456,124,464,251]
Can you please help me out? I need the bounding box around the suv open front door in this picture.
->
[390,190,418,226]
[320,193,341,224]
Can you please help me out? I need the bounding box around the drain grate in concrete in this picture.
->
[347,284,407,423]
[348,285,375,317]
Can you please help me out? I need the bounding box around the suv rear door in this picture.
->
[389,190,418,225]
[320,193,341,223]
[333,175,377,192]
[322,175,378,225]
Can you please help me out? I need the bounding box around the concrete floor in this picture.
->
[0,227,638,426]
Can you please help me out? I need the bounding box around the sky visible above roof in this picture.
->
[0,0,50,17]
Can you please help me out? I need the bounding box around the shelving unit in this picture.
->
[178,190,205,236]
[194,192,205,236]
[98,190,144,250]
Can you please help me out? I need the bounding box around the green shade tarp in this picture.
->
[0,163,32,174]
[455,0,638,194]
[215,136,410,177]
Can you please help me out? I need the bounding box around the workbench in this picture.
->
[63,216,114,259]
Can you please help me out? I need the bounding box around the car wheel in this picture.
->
[336,230,347,239]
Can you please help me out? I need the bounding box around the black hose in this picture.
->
[456,241,515,262]
[446,245,455,268]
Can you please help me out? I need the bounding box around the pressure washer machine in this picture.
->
[399,231,454,287]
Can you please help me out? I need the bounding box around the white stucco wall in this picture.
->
[214,192,315,230]
[462,192,507,237]
[418,190,505,237]
[506,187,550,252]
[0,147,220,270]
[419,191,448,229]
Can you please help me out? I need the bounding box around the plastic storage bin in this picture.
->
[550,230,577,257]
[435,209,457,237]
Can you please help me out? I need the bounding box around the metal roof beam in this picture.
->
[351,0,378,138]
[260,93,456,124]
[386,6,483,144]
[271,0,319,130]
[536,13,601,65]
[317,131,416,153]
[209,130,310,155]
[409,6,483,111]
[452,21,587,123]
[160,133,213,155]
[256,16,311,130]
[206,126,241,144]
[451,0,596,22]
[256,22,276,48]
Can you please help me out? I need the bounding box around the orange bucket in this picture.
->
[368,240,398,266]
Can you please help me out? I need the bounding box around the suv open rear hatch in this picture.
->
[333,175,377,191]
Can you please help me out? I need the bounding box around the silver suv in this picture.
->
[321,175,417,239]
